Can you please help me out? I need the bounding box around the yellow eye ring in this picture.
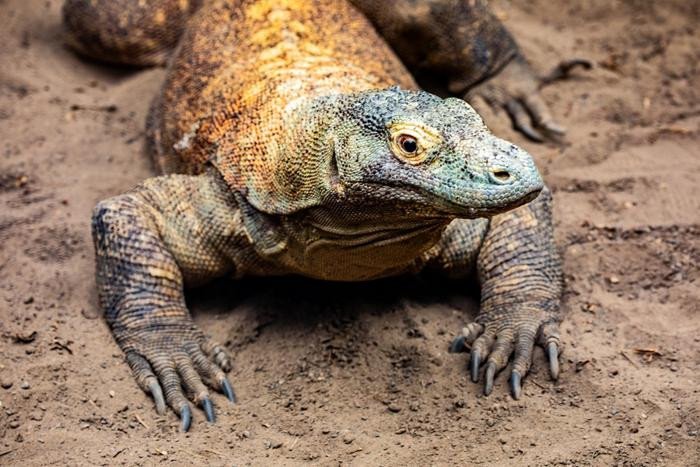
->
[387,122,442,165]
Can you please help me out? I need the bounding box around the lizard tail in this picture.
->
[62,0,202,67]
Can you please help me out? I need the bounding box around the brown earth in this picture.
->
[1,0,699,465]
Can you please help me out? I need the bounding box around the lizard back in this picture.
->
[148,0,417,213]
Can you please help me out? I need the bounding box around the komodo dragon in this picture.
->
[63,0,563,431]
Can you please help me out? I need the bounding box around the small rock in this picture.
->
[241,430,251,439]
[30,410,43,421]
[265,440,283,449]
[81,308,99,320]
[608,276,620,284]
[9,420,20,429]
[1,379,12,389]
[20,381,30,390]
[388,404,401,413]
[343,434,355,444]
[109,390,115,398]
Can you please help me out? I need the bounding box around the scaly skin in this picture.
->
[63,0,589,140]
[66,0,563,431]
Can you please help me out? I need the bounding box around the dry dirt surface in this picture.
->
[1,0,699,465]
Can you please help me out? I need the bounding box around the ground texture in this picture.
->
[0,0,699,465]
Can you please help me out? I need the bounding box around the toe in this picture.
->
[506,100,544,142]
[507,327,538,400]
[150,356,192,426]
[125,352,167,415]
[483,332,514,396]
[461,322,485,345]
[511,327,537,377]
[201,340,232,372]
[522,95,565,136]
[538,321,562,380]
[469,331,495,383]
[187,342,238,405]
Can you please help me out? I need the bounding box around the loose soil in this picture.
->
[1,0,699,465]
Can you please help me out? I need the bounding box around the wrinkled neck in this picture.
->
[262,94,350,212]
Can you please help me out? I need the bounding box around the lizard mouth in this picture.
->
[346,181,543,219]
[432,186,542,217]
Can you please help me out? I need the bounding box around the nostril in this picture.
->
[490,168,512,184]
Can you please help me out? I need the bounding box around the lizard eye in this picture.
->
[387,122,441,165]
[397,134,418,154]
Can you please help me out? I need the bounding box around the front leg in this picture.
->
[450,188,563,399]
[92,172,242,430]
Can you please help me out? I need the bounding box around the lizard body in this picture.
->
[65,0,563,430]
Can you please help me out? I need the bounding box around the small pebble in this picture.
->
[20,381,30,390]
[388,404,401,413]
[9,420,20,429]
[1,379,12,390]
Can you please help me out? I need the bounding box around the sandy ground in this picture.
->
[1,0,699,465]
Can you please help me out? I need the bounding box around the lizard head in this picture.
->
[327,87,544,219]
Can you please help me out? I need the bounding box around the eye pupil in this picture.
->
[399,135,418,153]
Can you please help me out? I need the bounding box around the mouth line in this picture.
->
[346,180,543,218]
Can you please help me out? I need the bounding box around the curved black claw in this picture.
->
[180,405,192,432]
[484,362,496,396]
[541,59,593,86]
[201,398,215,423]
[221,379,237,403]
[449,335,466,353]
[469,351,481,383]
[547,342,560,380]
[510,372,522,400]
[148,381,167,415]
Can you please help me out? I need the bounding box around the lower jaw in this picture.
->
[447,188,543,219]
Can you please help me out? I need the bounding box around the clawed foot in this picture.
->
[121,319,236,431]
[465,55,591,142]
[449,306,561,399]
